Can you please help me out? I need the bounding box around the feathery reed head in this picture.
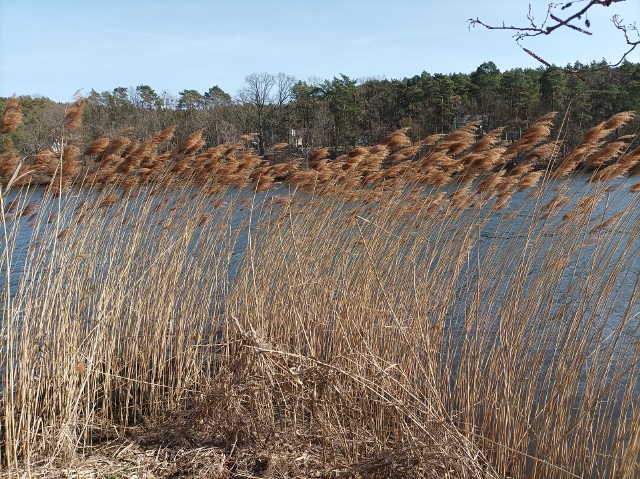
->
[178,129,206,155]
[309,147,330,165]
[381,129,411,148]
[0,96,23,134]
[151,125,177,146]
[64,97,86,131]
[601,111,635,131]
[0,138,20,182]
[84,137,110,156]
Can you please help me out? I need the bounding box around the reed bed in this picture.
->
[0,99,639,477]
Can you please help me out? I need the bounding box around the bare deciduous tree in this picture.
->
[238,72,296,156]
[238,73,277,155]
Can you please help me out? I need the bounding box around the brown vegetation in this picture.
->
[0,98,640,477]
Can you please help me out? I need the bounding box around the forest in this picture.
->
[2,59,639,165]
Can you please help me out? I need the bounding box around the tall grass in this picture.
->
[0,101,639,477]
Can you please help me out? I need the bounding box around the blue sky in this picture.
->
[1,0,639,102]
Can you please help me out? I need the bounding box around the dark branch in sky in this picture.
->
[468,0,638,69]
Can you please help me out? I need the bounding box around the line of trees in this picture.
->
[2,60,639,162]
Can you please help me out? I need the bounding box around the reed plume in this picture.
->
[502,112,556,163]
[33,150,57,176]
[381,128,411,148]
[0,97,23,133]
[433,122,481,156]
[177,129,206,155]
[121,139,141,160]
[470,127,505,152]
[552,111,634,179]
[0,138,20,183]
[150,125,177,146]
[584,140,628,169]
[621,145,640,177]
[60,144,81,188]
[96,137,131,162]
[84,137,111,156]
[601,111,635,131]
[309,147,330,165]
[64,97,85,131]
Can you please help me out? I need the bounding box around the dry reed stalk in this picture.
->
[0,97,23,133]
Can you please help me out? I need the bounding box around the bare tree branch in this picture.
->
[610,14,640,66]
[468,0,638,70]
